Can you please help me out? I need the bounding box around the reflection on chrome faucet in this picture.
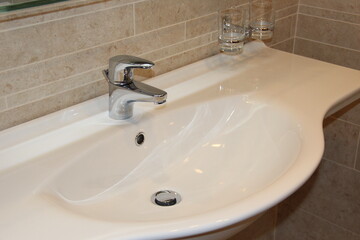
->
[103,55,167,120]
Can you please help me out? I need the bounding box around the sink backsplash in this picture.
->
[0,0,298,131]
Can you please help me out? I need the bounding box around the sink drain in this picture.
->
[151,190,181,207]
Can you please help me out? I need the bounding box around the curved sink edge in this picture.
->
[324,89,360,118]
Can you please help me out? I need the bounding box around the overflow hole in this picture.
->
[135,132,145,146]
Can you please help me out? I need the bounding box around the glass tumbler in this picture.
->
[218,7,248,54]
[249,0,275,40]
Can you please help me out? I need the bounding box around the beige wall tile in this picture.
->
[186,13,217,39]
[270,38,295,52]
[0,4,134,71]
[299,5,360,24]
[140,33,214,62]
[323,117,359,167]
[0,0,140,31]
[0,80,107,131]
[153,42,218,76]
[0,0,135,24]
[300,0,359,14]
[356,152,360,171]
[294,38,360,70]
[284,159,360,234]
[211,31,219,42]
[0,23,186,97]
[273,0,299,10]
[275,5,298,19]
[134,0,218,34]
[124,22,186,56]
[6,68,103,108]
[228,208,276,240]
[136,33,215,79]
[296,14,360,51]
[0,98,6,111]
[266,15,297,45]
[290,11,297,36]
[276,203,360,240]
[220,0,249,10]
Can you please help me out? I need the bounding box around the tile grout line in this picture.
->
[210,30,218,42]
[133,18,187,37]
[184,16,187,40]
[0,0,147,25]
[329,115,360,127]
[186,11,218,23]
[4,96,8,109]
[269,36,295,48]
[292,2,300,53]
[322,157,360,173]
[132,3,136,35]
[5,66,106,99]
[292,202,360,235]
[275,12,297,22]
[353,131,360,169]
[3,78,106,111]
[299,3,360,17]
[135,10,218,38]
[275,3,298,16]
[296,36,360,53]
[298,12,360,26]
[0,1,135,33]
[273,206,279,240]
[276,3,298,11]
[151,36,216,63]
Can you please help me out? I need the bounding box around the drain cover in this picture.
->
[151,190,181,207]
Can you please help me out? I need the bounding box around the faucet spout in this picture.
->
[103,55,167,120]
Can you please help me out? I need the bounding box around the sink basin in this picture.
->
[0,41,359,240]
[45,96,301,222]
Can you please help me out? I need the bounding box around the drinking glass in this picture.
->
[218,7,248,54]
[249,0,275,40]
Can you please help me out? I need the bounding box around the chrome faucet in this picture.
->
[103,55,167,120]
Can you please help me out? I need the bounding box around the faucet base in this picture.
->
[108,87,135,120]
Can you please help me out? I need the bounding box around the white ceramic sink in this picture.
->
[0,42,359,240]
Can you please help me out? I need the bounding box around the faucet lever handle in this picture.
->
[108,55,154,84]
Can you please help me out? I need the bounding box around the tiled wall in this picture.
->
[267,0,298,51]
[294,0,360,70]
[0,0,298,131]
